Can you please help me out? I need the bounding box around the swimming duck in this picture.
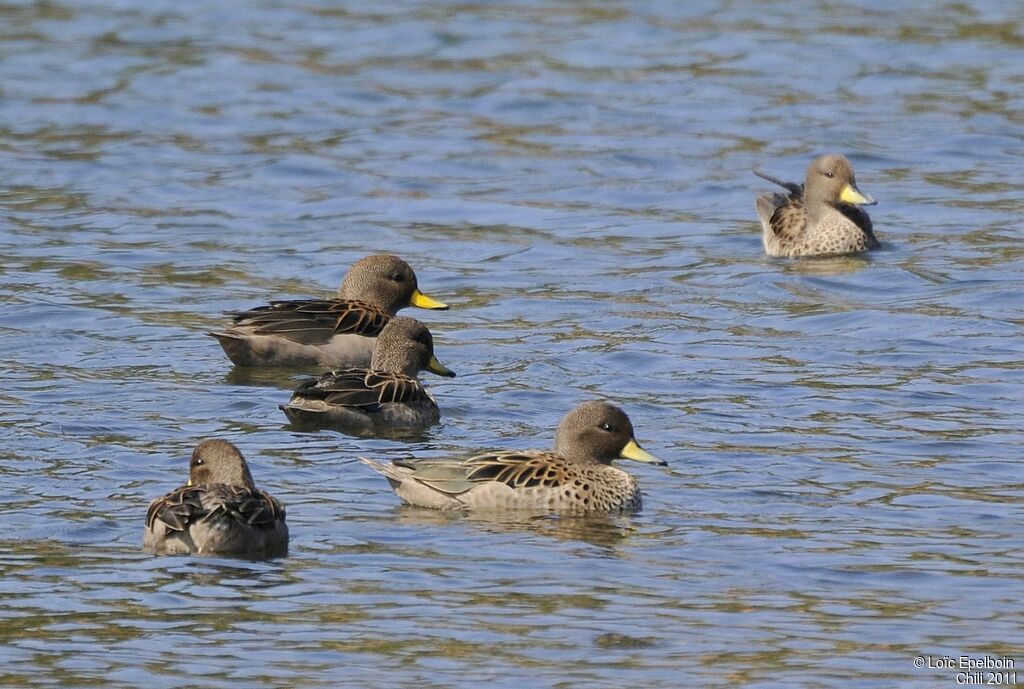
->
[144,439,288,558]
[755,153,879,257]
[360,401,665,512]
[209,254,448,368]
[281,317,455,435]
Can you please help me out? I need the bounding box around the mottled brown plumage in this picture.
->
[360,401,666,512]
[281,317,455,435]
[144,439,288,558]
[224,298,390,346]
[209,254,448,368]
[755,153,879,257]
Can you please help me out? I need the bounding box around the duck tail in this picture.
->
[753,169,802,195]
[358,457,411,485]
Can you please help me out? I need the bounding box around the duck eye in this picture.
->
[600,422,614,432]
[389,272,405,282]
[824,171,835,178]
[194,458,204,466]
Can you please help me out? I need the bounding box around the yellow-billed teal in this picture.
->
[360,401,665,512]
[209,254,448,368]
[144,439,288,558]
[281,317,455,436]
[755,153,879,257]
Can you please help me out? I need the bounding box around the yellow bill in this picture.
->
[426,354,456,378]
[839,183,876,206]
[410,289,449,310]
[619,438,667,466]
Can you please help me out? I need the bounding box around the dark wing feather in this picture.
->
[754,171,808,242]
[147,485,284,532]
[227,299,390,345]
[768,191,808,242]
[364,371,429,404]
[290,369,427,410]
[146,486,205,532]
[463,452,573,489]
[200,485,285,529]
[387,452,572,496]
[292,369,382,410]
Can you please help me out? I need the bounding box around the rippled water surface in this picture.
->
[2,1,1023,687]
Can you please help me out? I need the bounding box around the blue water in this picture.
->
[2,1,1023,687]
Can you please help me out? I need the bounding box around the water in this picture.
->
[2,0,1023,686]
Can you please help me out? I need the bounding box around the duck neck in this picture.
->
[803,187,835,225]
[370,351,418,378]
[552,442,607,465]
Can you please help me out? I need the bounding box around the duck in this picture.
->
[144,439,288,558]
[209,254,448,368]
[360,401,665,512]
[280,317,455,436]
[755,153,879,257]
